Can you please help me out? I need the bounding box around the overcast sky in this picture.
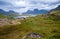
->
[0,0,60,14]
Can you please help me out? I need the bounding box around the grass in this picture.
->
[0,11,60,39]
[0,14,7,18]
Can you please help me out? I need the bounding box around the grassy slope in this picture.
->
[0,11,60,39]
[0,14,7,18]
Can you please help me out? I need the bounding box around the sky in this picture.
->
[0,0,60,14]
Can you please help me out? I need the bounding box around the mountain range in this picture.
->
[0,5,60,16]
[23,5,60,15]
[23,9,48,15]
[0,9,18,15]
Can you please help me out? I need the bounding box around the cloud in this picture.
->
[0,0,60,14]
[0,1,9,6]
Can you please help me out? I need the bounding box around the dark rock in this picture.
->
[27,33,43,38]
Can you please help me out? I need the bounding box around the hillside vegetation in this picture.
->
[0,10,60,39]
[0,14,7,18]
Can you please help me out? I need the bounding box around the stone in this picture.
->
[27,33,43,38]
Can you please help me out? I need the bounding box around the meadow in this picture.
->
[0,11,60,39]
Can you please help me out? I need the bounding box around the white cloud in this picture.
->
[39,0,60,3]
[13,1,26,7]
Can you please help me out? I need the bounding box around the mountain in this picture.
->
[0,9,18,15]
[50,5,60,11]
[0,9,7,15]
[23,9,48,15]
[7,10,16,15]
[48,5,60,15]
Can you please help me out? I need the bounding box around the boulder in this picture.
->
[27,33,43,38]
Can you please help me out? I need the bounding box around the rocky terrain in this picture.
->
[0,18,21,26]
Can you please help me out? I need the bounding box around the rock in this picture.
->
[27,33,43,38]
[0,18,21,26]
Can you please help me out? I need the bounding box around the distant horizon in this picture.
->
[0,0,60,14]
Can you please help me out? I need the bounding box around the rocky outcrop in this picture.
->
[0,18,21,26]
[27,33,43,38]
[22,33,43,39]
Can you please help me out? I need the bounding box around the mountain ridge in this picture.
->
[0,9,18,15]
[50,5,60,12]
[23,9,48,15]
